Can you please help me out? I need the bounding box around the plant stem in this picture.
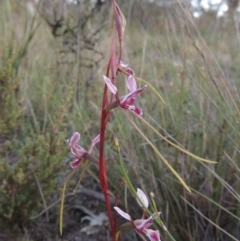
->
[99,108,117,240]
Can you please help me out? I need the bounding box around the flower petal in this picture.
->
[120,85,147,105]
[144,229,161,241]
[120,61,135,76]
[127,75,137,92]
[69,132,80,147]
[127,105,143,116]
[103,76,117,94]
[125,67,135,76]
[137,188,149,208]
[71,145,86,158]
[114,207,131,221]
[92,134,100,146]
[120,61,128,68]
[88,134,100,153]
[70,158,82,169]
[134,216,153,232]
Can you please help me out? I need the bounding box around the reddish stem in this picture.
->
[98,1,124,240]
[99,111,116,240]
[98,61,117,240]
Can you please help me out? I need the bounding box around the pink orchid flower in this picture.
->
[68,132,100,168]
[114,188,161,241]
[118,61,135,76]
[103,75,147,115]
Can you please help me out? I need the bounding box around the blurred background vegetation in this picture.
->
[0,0,239,240]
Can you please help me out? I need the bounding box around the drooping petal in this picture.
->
[69,132,80,147]
[137,188,149,208]
[144,229,161,241]
[127,75,137,92]
[127,105,143,116]
[114,207,131,221]
[119,61,135,76]
[70,158,82,169]
[134,216,153,232]
[125,67,135,76]
[103,76,117,94]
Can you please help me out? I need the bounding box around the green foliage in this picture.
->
[0,57,68,228]
[0,132,67,227]
[0,57,22,134]
[0,2,70,230]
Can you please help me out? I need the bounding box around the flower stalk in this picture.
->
[63,1,162,240]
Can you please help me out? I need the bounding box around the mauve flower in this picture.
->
[103,75,147,115]
[114,188,161,241]
[68,132,100,168]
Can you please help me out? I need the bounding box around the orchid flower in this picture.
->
[68,132,100,168]
[114,188,161,241]
[103,75,147,115]
[118,61,135,76]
